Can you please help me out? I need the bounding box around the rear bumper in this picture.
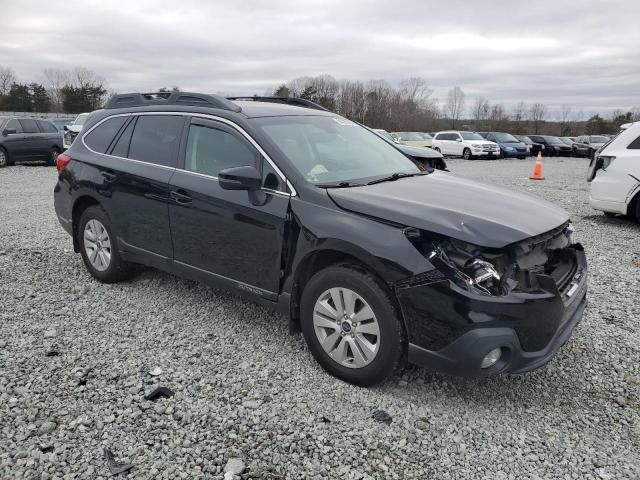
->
[589,196,627,215]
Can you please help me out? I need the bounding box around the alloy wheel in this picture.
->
[312,287,380,368]
[84,219,112,271]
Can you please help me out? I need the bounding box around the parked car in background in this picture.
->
[483,132,529,159]
[559,137,576,146]
[393,131,433,148]
[49,117,75,132]
[64,112,92,148]
[53,91,587,386]
[373,129,399,143]
[432,131,499,159]
[528,135,572,156]
[0,117,64,167]
[514,135,544,156]
[573,135,609,158]
[373,129,447,171]
[588,122,640,221]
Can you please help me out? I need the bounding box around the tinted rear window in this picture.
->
[38,120,59,133]
[84,116,128,154]
[19,118,39,133]
[628,136,640,149]
[128,115,183,167]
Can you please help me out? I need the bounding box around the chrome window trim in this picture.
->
[81,111,296,196]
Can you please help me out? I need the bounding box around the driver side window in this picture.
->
[185,124,259,177]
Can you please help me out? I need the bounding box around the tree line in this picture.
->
[0,66,107,114]
[2,65,638,135]
[271,74,640,135]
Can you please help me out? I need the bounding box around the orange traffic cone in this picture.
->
[530,151,544,180]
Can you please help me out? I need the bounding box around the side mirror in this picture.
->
[455,138,462,142]
[4,128,16,135]
[219,165,262,191]
[63,125,68,131]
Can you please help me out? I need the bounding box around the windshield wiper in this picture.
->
[366,172,425,185]
[315,181,363,188]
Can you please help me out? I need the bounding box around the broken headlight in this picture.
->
[427,240,512,296]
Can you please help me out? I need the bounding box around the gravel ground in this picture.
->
[0,158,638,480]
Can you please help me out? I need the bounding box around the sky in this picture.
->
[1,0,639,118]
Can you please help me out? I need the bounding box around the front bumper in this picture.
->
[397,247,588,376]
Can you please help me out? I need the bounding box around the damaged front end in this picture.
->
[397,221,588,374]
[405,221,583,300]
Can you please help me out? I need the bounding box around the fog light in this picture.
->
[481,348,502,369]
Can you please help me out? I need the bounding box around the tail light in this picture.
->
[57,153,72,173]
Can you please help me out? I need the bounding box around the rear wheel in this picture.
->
[300,265,404,386]
[462,148,472,160]
[78,205,132,283]
[0,147,8,168]
[48,147,60,166]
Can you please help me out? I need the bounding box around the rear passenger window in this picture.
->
[185,124,259,177]
[84,116,128,153]
[19,119,39,133]
[110,119,136,157]
[5,119,23,133]
[128,115,183,167]
[38,120,58,133]
[628,136,640,149]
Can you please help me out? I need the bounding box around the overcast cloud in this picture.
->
[1,0,639,117]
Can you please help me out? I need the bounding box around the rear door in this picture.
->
[168,117,290,297]
[37,120,62,153]
[83,113,184,263]
[17,119,42,157]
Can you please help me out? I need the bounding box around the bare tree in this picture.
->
[528,103,547,134]
[0,66,16,96]
[557,104,572,135]
[43,68,70,112]
[471,96,490,129]
[445,86,465,128]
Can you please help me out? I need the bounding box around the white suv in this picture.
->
[432,131,500,159]
[588,122,640,222]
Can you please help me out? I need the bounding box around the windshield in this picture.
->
[589,136,608,143]
[461,132,484,141]
[417,133,433,140]
[544,136,563,143]
[73,113,90,126]
[559,138,574,145]
[516,135,532,143]
[374,130,395,141]
[397,132,423,141]
[494,133,519,143]
[254,116,420,185]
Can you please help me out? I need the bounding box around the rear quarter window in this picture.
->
[84,116,128,154]
[627,135,640,149]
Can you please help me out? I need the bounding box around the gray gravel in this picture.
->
[1,158,638,479]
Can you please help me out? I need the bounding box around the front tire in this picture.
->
[0,147,8,168]
[78,205,132,283]
[462,148,472,160]
[300,265,404,386]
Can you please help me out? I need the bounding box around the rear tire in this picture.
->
[300,264,404,386]
[48,147,60,166]
[78,205,132,283]
[462,148,472,160]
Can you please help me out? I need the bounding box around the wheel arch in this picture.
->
[71,194,102,252]
[288,245,406,337]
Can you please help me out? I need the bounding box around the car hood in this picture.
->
[327,172,569,248]
[396,144,442,159]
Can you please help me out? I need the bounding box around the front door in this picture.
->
[168,117,290,297]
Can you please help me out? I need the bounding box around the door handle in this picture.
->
[101,171,117,183]
[170,190,192,205]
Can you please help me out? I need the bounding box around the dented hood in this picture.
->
[327,172,569,248]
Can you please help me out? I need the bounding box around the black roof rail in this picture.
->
[226,96,329,112]
[105,91,242,112]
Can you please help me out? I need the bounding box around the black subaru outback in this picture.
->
[53,92,588,386]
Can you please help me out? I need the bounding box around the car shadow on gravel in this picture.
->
[581,212,639,227]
